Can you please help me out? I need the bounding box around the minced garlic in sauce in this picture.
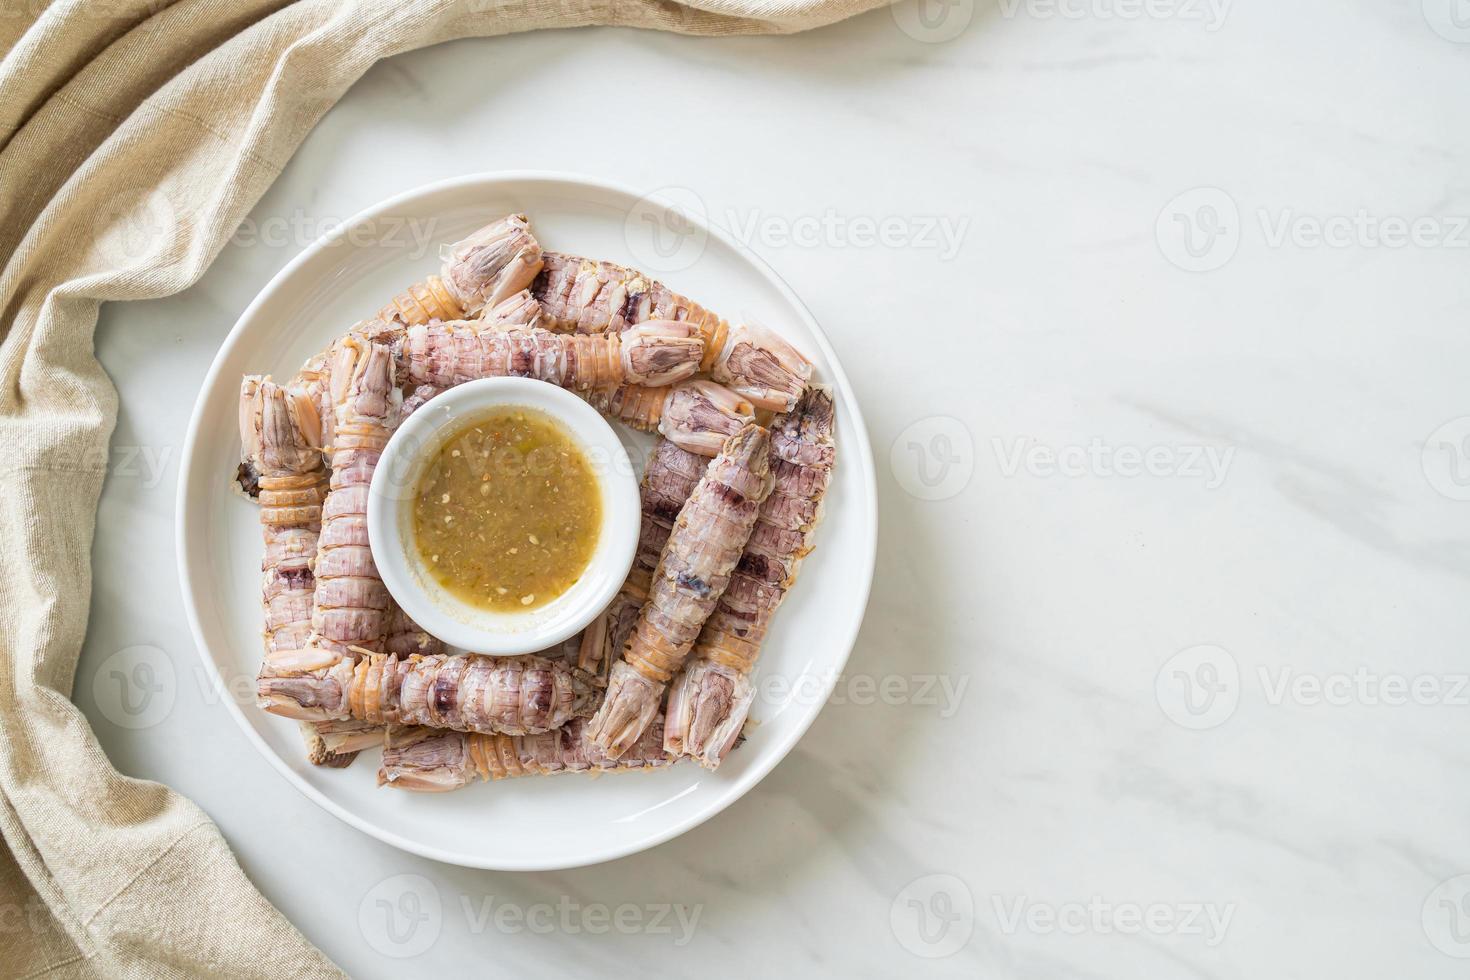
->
[413,407,601,611]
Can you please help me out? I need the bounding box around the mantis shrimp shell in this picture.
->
[241,379,326,653]
[259,651,594,737]
[240,377,358,767]
[665,386,836,768]
[382,606,441,658]
[533,251,725,339]
[309,336,398,653]
[580,379,755,458]
[404,320,704,390]
[708,320,813,414]
[531,251,813,412]
[298,318,406,459]
[587,423,774,759]
[311,719,386,758]
[378,719,671,793]
[375,629,595,791]
[396,383,445,425]
[248,334,405,765]
[377,214,543,325]
[656,381,757,456]
[578,439,706,679]
[314,610,446,756]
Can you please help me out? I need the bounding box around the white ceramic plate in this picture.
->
[177,172,877,870]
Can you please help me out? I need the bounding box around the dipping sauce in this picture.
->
[413,407,602,611]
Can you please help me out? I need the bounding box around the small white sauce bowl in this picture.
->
[367,377,640,656]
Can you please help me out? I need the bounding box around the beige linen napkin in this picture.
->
[0,0,883,974]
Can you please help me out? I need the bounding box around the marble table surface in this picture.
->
[82,3,1469,976]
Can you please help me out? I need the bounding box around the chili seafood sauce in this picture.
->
[412,407,602,612]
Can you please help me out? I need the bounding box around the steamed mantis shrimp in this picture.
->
[291,291,543,462]
[238,377,356,765]
[374,628,617,791]
[397,383,445,424]
[259,650,595,737]
[403,320,704,391]
[239,366,424,765]
[397,372,753,460]
[586,423,775,758]
[532,251,813,412]
[665,386,836,768]
[236,210,836,792]
[377,718,671,793]
[239,378,324,655]
[377,213,544,326]
[583,379,754,456]
[578,438,708,681]
[253,332,443,763]
[532,251,709,335]
[306,335,398,655]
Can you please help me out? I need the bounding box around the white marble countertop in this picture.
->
[81,4,1470,976]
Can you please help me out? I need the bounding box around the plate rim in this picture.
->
[175,170,879,870]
